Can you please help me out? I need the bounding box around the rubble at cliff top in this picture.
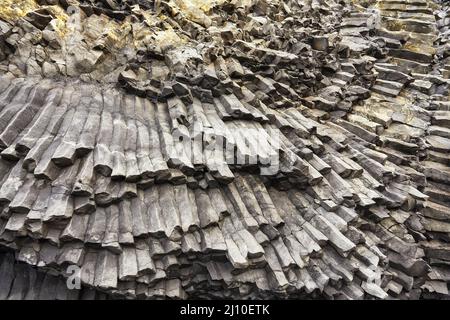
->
[0,0,449,300]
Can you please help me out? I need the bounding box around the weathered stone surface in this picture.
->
[0,0,448,301]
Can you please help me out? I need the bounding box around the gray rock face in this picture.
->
[0,0,448,300]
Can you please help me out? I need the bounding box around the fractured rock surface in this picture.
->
[0,0,449,299]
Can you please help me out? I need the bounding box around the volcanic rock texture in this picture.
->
[0,0,449,299]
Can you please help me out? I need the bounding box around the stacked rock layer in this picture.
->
[0,0,449,299]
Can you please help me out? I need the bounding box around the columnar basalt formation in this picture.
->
[0,0,449,300]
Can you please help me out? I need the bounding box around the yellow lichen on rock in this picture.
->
[45,5,69,36]
[154,28,186,48]
[0,0,68,37]
[404,40,436,56]
[93,16,132,51]
[176,0,226,13]
[168,0,226,27]
[0,0,38,21]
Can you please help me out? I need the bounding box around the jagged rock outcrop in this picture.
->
[0,0,449,300]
